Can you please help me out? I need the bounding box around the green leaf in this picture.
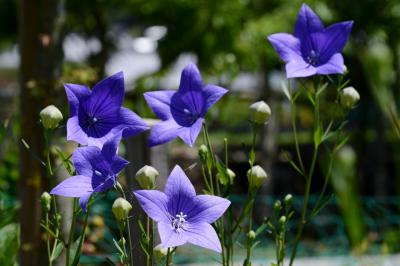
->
[0,223,20,265]
[68,239,80,266]
[313,122,323,148]
[112,238,124,256]
[215,157,230,186]
[50,242,64,261]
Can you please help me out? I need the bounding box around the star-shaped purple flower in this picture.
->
[134,165,230,252]
[65,72,149,148]
[267,4,353,78]
[50,133,129,211]
[144,63,228,147]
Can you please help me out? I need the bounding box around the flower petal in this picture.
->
[317,21,353,63]
[134,190,170,223]
[101,132,122,162]
[202,85,228,113]
[148,119,182,147]
[84,72,124,119]
[66,116,89,145]
[158,222,187,249]
[72,146,101,176]
[79,193,92,212]
[64,84,91,116]
[111,156,130,174]
[50,175,93,198]
[164,165,196,199]
[188,195,231,224]
[185,222,222,253]
[294,4,324,39]
[285,59,317,78]
[177,118,203,147]
[118,107,149,138]
[267,33,302,63]
[144,90,175,120]
[316,53,344,75]
[179,63,203,93]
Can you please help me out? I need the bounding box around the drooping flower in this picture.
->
[267,4,353,78]
[144,63,228,147]
[65,72,149,148]
[50,133,129,211]
[134,165,230,252]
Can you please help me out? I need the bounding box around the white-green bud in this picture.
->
[153,244,168,262]
[198,144,208,162]
[249,101,271,124]
[279,215,287,225]
[217,168,236,185]
[273,200,282,213]
[40,105,63,129]
[284,194,293,207]
[247,165,268,189]
[135,165,159,189]
[112,197,132,221]
[340,87,360,108]
[247,230,256,241]
[40,192,52,212]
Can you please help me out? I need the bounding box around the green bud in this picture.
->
[55,213,62,225]
[119,237,126,247]
[340,87,360,108]
[273,200,282,213]
[135,165,159,189]
[284,194,293,208]
[249,101,271,124]
[198,144,208,163]
[40,105,63,129]
[217,168,236,185]
[247,230,256,241]
[40,192,52,212]
[247,165,268,189]
[112,197,132,221]
[279,215,287,225]
[153,244,168,262]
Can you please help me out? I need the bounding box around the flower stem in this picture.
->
[66,198,78,266]
[289,88,320,266]
[45,213,52,266]
[44,129,53,176]
[116,182,134,265]
[71,200,91,265]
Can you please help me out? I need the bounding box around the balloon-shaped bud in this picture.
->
[40,105,63,129]
[249,101,271,124]
[135,165,159,189]
[112,197,132,221]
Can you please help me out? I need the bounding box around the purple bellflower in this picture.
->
[267,4,353,78]
[65,72,149,148]
[144,63,228,147]
[50,133,129,211]
[134,165,230,252]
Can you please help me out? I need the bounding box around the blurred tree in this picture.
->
[18,0,64,265]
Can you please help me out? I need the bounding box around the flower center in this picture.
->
[306,49,320,66]
[171,212,187,233]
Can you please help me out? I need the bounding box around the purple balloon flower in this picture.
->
[134,165,230,252]
[144,63,228,147]
[65,72,149,148]
[50,133,129,211]
[267,4,353,78]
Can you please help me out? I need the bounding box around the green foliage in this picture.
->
[0,223,19,266]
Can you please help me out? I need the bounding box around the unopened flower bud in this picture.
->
[135,165,159,189]
[55,213,62,225]
[247,230,256,241]
[284,194,293,208]
[40,192,52,212]
[249,101,271,124]
[112,197,132,221]
[274,200,282,213]
[40,105,63,129]
[340,87,360,108]
[119,237,126,247]
[279,216,287,225]
[153,244,168,262]
[217,168,236,185]
[247,165,268,189]
[198,144,208,162]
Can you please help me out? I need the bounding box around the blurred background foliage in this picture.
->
[1,0,400,264]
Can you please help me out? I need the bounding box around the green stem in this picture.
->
[118,222,129,265]
[44,129,53,176]
[45,213,52,266]
[71,201,91,266]
[290,103,306,177]
[116,183,134,265]
[289,89,320,266]
[146,216,154,266]
[66,198,78,266]
[166,248,171,266]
